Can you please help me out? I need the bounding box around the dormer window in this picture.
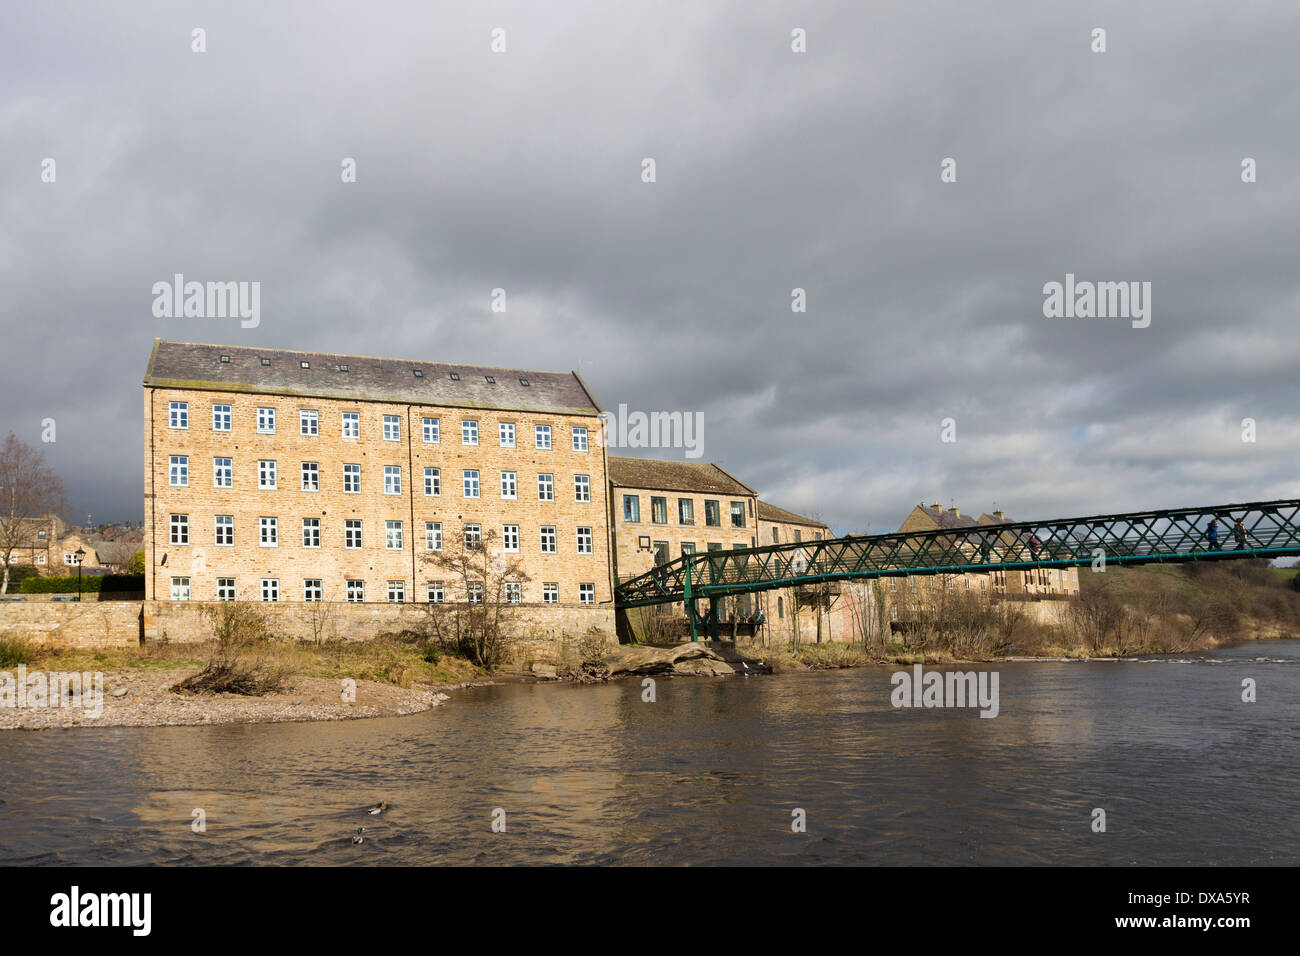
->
[219,355,230,363]
[519,378,530,386]
[413,370,424,378]
[300,361,310,369]
[338,364,349,372]
[260,358,271,366]
[449,373,460,381]
[484,375,495,384]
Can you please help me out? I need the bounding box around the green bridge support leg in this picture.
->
[708,597,720,641]
[685,560,697,642]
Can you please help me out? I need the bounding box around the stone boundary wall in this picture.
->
[0,600,616,662]
[0,602,143,649]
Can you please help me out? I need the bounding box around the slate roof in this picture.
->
[756,500,827,528]
[607,457,755,496]
[143,340,601,416]
[907,504,982,530]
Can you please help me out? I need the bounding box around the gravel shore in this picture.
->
[0,668,452,731]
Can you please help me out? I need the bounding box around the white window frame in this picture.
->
[257,407,276,434]
[577,526,593,554]
[499,422,515,447]
[300,409,319,436]
[462,420,478,445]
[170,513,189,545]
[574,474,591,502]
[214,457,232,489]
[424,467,441,497]
[384,465,403,495]
[537,473,554,501]
[343,463,361,494]
[345,519,363,549]
[425,521,442,551]
[463,469,480,498]
[301,461,319,492]
[302,517,321,549]
[383,414,401,442]
[540,526,557,553]
[169,401,188,429]
[502,524,519,552]
[212,404,232,432]
[535,424,552,449]
[500,471,517,499]
[169,455,188,487]
[258,459,277,490]
[215,515,234,546]
[259,516,278,547]
[572,427,588,451]
[422,417,440,443]
[342,412,360,440]
[385,520,404,551]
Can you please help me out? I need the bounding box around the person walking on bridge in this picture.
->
[1233,517,1248,550]
[1206,518,1220,551]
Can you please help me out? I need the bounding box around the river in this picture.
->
[2,640,1298,865]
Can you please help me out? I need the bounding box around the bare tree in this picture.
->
[0,433,68,594]
[418,527,531,670]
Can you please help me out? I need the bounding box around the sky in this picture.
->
[2,0,1298,535]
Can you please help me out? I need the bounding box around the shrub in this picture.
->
[0,633,36,667]
[172,603,286,696]
[20,574,144,594]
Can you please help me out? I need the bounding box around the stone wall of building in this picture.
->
[144,386,613,608]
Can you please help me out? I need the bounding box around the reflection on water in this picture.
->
[2,641,1299,865]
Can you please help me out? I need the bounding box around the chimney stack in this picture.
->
[949,506,961,517]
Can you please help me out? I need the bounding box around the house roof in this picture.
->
[756,500,827,528]
[607,457,755,496]
[904,504,982,531]
[143,340,602,417]
[91,541,140,566]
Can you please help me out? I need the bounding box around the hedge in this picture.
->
[20,575,145,594]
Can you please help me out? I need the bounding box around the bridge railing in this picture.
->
[614,498,1300,607]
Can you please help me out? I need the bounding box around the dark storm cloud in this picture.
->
[2,0,1298,532]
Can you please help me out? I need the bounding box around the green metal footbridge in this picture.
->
[613,498,1300,641]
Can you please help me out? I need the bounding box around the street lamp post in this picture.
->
[74,548,85,601]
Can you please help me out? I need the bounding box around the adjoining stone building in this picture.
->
[884,501,1079,625]
[142,340,615,638]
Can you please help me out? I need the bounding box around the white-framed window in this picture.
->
[387,580,406,603]
[300,409,319,436]
[424,467,440,497]
[384,465,402,495]
[504,581,522,604]
[542,583,558,604]
[261,578,280,603]
[576,527,593,553]
[537,474,554,501]
[170,576,191,601]
[342,412,360,439]
[540,526,557,553]
[464,523,482,551]
[259,516,278,547]
[216,577,236,601]
[425,521,442,551]
[422,417,440,443]
[502,525,519,552]
[215,515,234,546]
[64,552,77,566]
[346,579,365,603]
[535,424,552,449]
[212,404,232,431]
[574,474,591,502]
[383,414,401,442]
[499,422,515,447]
[579,583,595,605]
[258,459,277,489]
[461,420,478,445]
[257,406,276,434]
[463,469,480,498]
[467,582,483,604]
[500,471,517,499]
[303,579,323,602]
[572,427,588,451]
[302,517,321,548]
[170,513,189,545]
[385,520,404,550]
[301,461,319,491]
[345,519,362,549]
[426,581,444,603]
[35,554,46,565]
[343,463,361,493]
[168,401,188,429]
[214,457,232,488]
[169,455,188,486]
